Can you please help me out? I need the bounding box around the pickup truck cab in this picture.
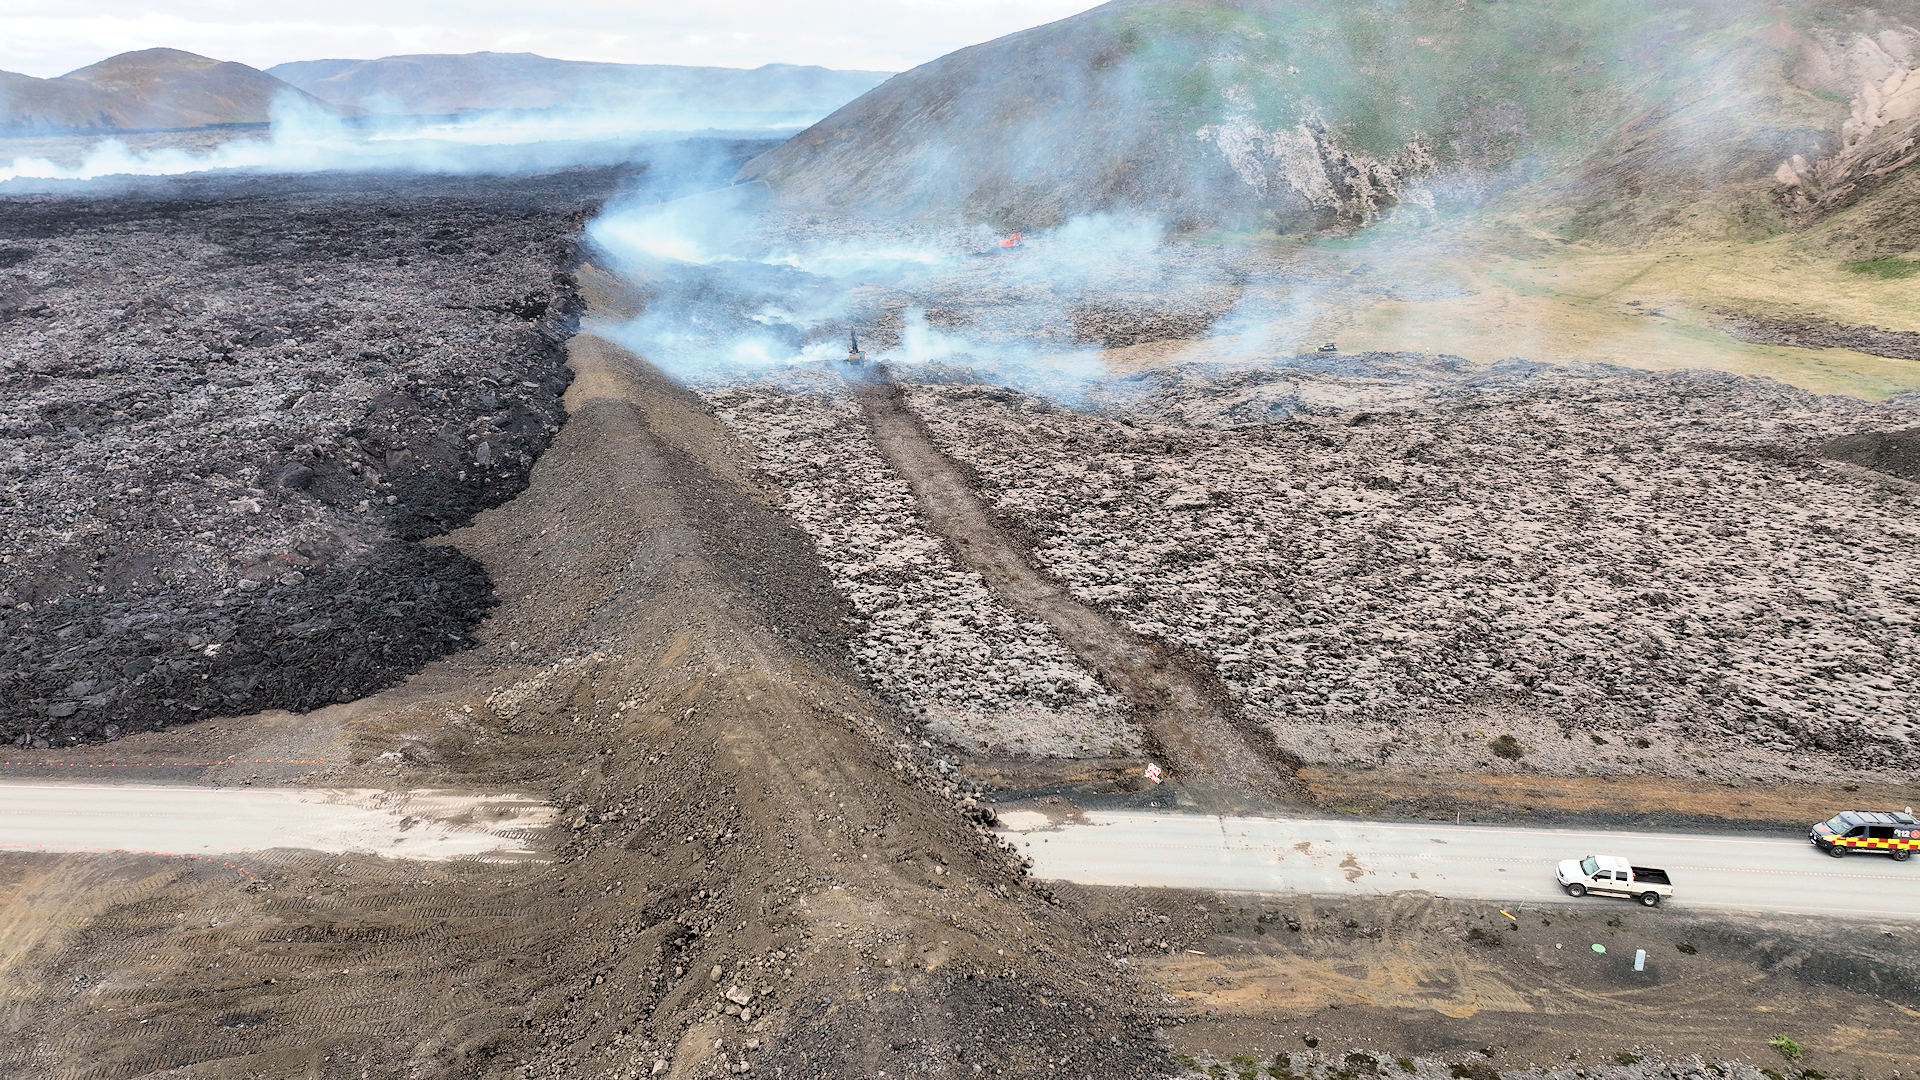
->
[1557,854,1674,907]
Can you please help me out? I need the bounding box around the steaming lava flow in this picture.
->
[0,171,605,744]
[586,199,1265,382]
[596,205,1920,802]
[0,172,1173,1080]
[550,206,1920,1076]
[1,165,1917,1078]
[7,1,1920,1071]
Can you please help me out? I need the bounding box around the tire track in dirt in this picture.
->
[853,376,1298,808]
[0,842,259,882]
[0,758,326,769]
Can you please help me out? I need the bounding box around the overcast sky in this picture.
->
[1,1,1105,78]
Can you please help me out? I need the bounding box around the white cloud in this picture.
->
[0,1,1103,78]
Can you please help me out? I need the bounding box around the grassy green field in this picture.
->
[1844,257,1920,279]
[1163,223,1920,399]
[1320,245,1920,398]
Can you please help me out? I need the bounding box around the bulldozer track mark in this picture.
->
[342,896,532,917]
[269,924,409,944]
[854,378,1296,807]
[110,1048,209,1080]
[105,985,203,1006]
[0,843,258,882]
[0,758,327,769]
[241,952,357,970]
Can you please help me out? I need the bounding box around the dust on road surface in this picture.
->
[1000,809,1919,920]
[0,781,553,860]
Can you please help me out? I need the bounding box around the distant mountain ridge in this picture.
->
[268,53,891,120]
[0,48,894,137]
[740,0,1920,245]
[0,48,335,134]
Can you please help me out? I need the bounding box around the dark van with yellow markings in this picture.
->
[1809,810,1918,861]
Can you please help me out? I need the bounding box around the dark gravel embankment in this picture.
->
[0,169,626,744]
[1716,313,1920,361]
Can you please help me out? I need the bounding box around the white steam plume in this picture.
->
[586,193,1241,396]
[0,92,822,185]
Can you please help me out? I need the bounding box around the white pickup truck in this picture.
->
[1556,855,1674,907]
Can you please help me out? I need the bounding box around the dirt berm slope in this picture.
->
[435,287,1169,1076]
[741,0,1920,239]
[434,299,1165,1077]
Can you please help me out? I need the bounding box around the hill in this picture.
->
[269,52,891,121]
[739,0,1920,241]
[0,48,336,134]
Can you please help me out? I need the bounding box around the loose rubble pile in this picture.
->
[0,170,617,742]
[703,380,1139,758]
[904,357,1920,781]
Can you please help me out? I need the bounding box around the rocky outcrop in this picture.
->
[1197,113,1440,226]
[1775,27,1920,213]
[1716,313,1920,361]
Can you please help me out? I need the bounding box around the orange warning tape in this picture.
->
[0,841,259,882]
[0,758,326,768]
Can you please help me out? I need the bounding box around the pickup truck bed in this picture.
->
[1630,866,1671,886]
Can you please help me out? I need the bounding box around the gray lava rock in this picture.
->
[0,169,617,742]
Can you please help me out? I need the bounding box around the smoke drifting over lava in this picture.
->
[582,186,1311,396]
[0,92,821,186]
[579,0,1920,405]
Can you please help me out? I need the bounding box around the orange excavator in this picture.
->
[970,232,1025,259]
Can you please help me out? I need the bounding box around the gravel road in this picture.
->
[0,780,553,860]
[999,809,1920,920]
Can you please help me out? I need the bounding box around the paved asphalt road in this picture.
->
[998,808,1917,920]
[0,781,552,861]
